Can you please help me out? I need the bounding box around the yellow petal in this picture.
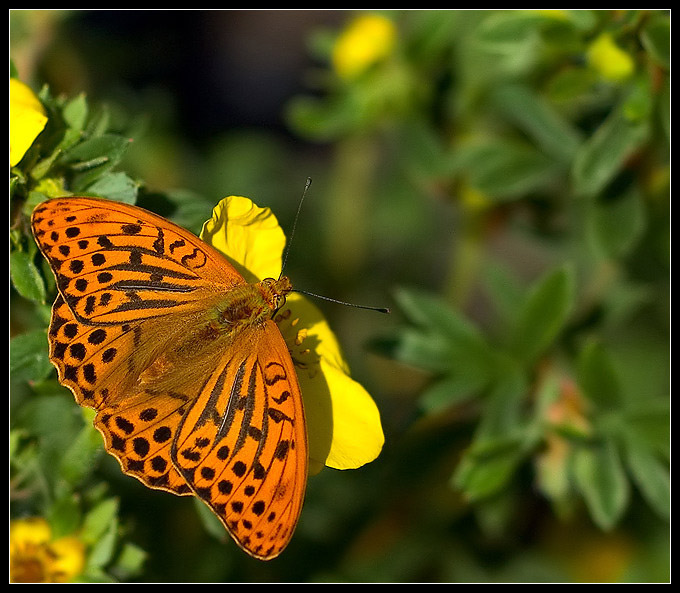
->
[49,536,86,582]
[283,293,384,471]
[10,78,48,167]
[200,195,286,283]
[10,518,52,551]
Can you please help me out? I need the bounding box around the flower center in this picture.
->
[10,544,48,583]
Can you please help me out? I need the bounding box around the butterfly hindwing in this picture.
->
[47,293,197,496]
[171,322,308,560]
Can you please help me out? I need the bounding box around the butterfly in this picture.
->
[31,196,308,560]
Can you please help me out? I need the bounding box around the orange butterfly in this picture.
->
[31,196,307,560]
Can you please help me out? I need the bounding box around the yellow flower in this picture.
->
[332,13,397,80]
[10,78,48,167]
[201,196,384,473]
[10,518,85,583]
[586,33,635,83]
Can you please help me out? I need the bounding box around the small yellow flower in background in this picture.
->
[10,78,48,167]
[460,184,492,213]
[201,196,385,474]
[534,9,569,20]
[10,518,85,583]
[332,13,397,80]
[586,32,635,83]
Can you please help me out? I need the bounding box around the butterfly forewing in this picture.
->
[31,197,245,324]
[30,197,309,559]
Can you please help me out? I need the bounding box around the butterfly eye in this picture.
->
[259,277,292,312]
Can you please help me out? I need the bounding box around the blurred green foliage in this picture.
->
[10,9,668,583]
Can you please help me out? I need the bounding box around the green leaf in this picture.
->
[394,287,487,346]
[475,11,545,52]
[81,498,119,547]
[15,394,84,488]
[507,264,574,366]
[572,91,650,197]
[392,287,495,383]
[387,328,458,374]
[194,497,227,540]
[62,93,89,131]
[476,361,528,441]
[481,261,525,329]
[60,134,132,190]
[545,66,597,104]
[452,140,560,201]
[419,373,486,414]
[87,519,119,571]
[624,442,669,521]
[622,405,669,460]
[588,186,646,258]
[86,171,139,203]
[10,249,47,303]
[453,436,525,501]
[10,329,53,384]
[640,14,670,70]
[577,340,622,409]
[111,543,147,580]
[59,423,104,489]
[84,103,112,138]
[572,439,630,530]
[47,493,82,539]
[491,83,583,163]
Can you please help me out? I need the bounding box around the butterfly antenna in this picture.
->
[293,289,390,314]
[281,177,390,315]
[280,177,312,278]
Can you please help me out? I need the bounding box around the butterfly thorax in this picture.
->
[213,276,293,332]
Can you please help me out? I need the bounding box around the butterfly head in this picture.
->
[258,276,293,313]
